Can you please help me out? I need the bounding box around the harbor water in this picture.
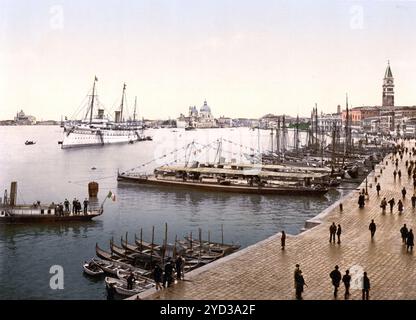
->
[0,126,357,299]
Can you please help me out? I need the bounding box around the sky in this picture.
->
[1,0,416,121]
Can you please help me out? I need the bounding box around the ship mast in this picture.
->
[120,83,126,122]
[133,96,137,122]
[89,76,98,124]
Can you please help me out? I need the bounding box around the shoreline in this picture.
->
[131,167,377,300]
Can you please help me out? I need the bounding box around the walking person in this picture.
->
[329,222,337,244]
[342,270,351,299]
[393,170,397,180]
[281,231,286,250]
[411,194,416,209]
[153,264,163,291]
[376,183,381,196]
[406,229,414,252]
[329,265,342,298]
[398,199,404,214]
[295,270,307,300]
[358,193,365,208]
[362,272,370,300]
[380,198,387,213]
[336,224,342,244]
[294,264,301,289]
[388,198,395,213]
[175,255,184,281]
[400,224,409,244]
[398,169,402,179]
[369,220,376,239]
[402,187,407,199]
[163,258,174,288]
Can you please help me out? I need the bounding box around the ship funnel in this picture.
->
[10,181,17,206]
[114,111,121,123]
[97,109,105,119]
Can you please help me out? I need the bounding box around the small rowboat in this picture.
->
[83,260,104,277]
[105,276,154,297]
[92,257,150,277]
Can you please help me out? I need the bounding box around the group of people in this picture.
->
[400,224,414,251]
[294,264,371,300]
[69,198,89,215]
[153,255,185,290]
[329,222,342,244]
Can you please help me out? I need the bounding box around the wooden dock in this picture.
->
[132,141,416,300]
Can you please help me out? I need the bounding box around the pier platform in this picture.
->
[135,142,416,300]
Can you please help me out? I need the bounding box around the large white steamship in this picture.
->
[61,78,151,149]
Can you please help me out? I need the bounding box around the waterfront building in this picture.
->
[14,110,36,125]
[317,109,342,133]
[176,100,218,128]
[341,62,416,134]
[217,116,233,128]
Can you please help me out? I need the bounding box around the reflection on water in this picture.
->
[0,126,358,299]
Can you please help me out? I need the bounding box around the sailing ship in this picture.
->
[61,77,151,149]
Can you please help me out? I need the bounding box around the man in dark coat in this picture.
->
[380,198,387,212]
[175,255,184,280]
[336,225,342,244]
[153,264,163,291]
[64,199,70,213]
[295,270,306,300]
[329,265,342,298]
[411,194,416,209]
[83,198,89,214]
[362,272,370,300]
[388,198,395,213]
[400,224,409,244]
[376,183,381,196]
[329,223,337,243]
[369,220,376,239]
[72,198,77,214]
[342,270,351,299]
[358,194,365,208]
[126,272,136,290]
[406,229,414,252]
[398,200,404,214]
[281,231,286,250]
[402,187,407,199]
[164,258,174,287]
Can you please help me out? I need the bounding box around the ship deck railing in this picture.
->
[0,205,102,217]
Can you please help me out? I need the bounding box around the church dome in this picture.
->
[200,100,211,113]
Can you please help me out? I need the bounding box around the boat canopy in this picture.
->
[155,165,329,180]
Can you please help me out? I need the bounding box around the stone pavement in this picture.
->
[137,141,416,300]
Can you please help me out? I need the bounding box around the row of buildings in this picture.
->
[316,62,416,137]
[0,110,58,126]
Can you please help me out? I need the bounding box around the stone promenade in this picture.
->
[137,141,416,300]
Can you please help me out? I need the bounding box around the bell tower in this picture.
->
[382,61,394,107]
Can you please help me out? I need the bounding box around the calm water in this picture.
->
[0,126,355,299]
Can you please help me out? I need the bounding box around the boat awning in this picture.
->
[231,163,332,173]
[155,166,329,180]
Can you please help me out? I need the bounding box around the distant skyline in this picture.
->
[2,0,416,121]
